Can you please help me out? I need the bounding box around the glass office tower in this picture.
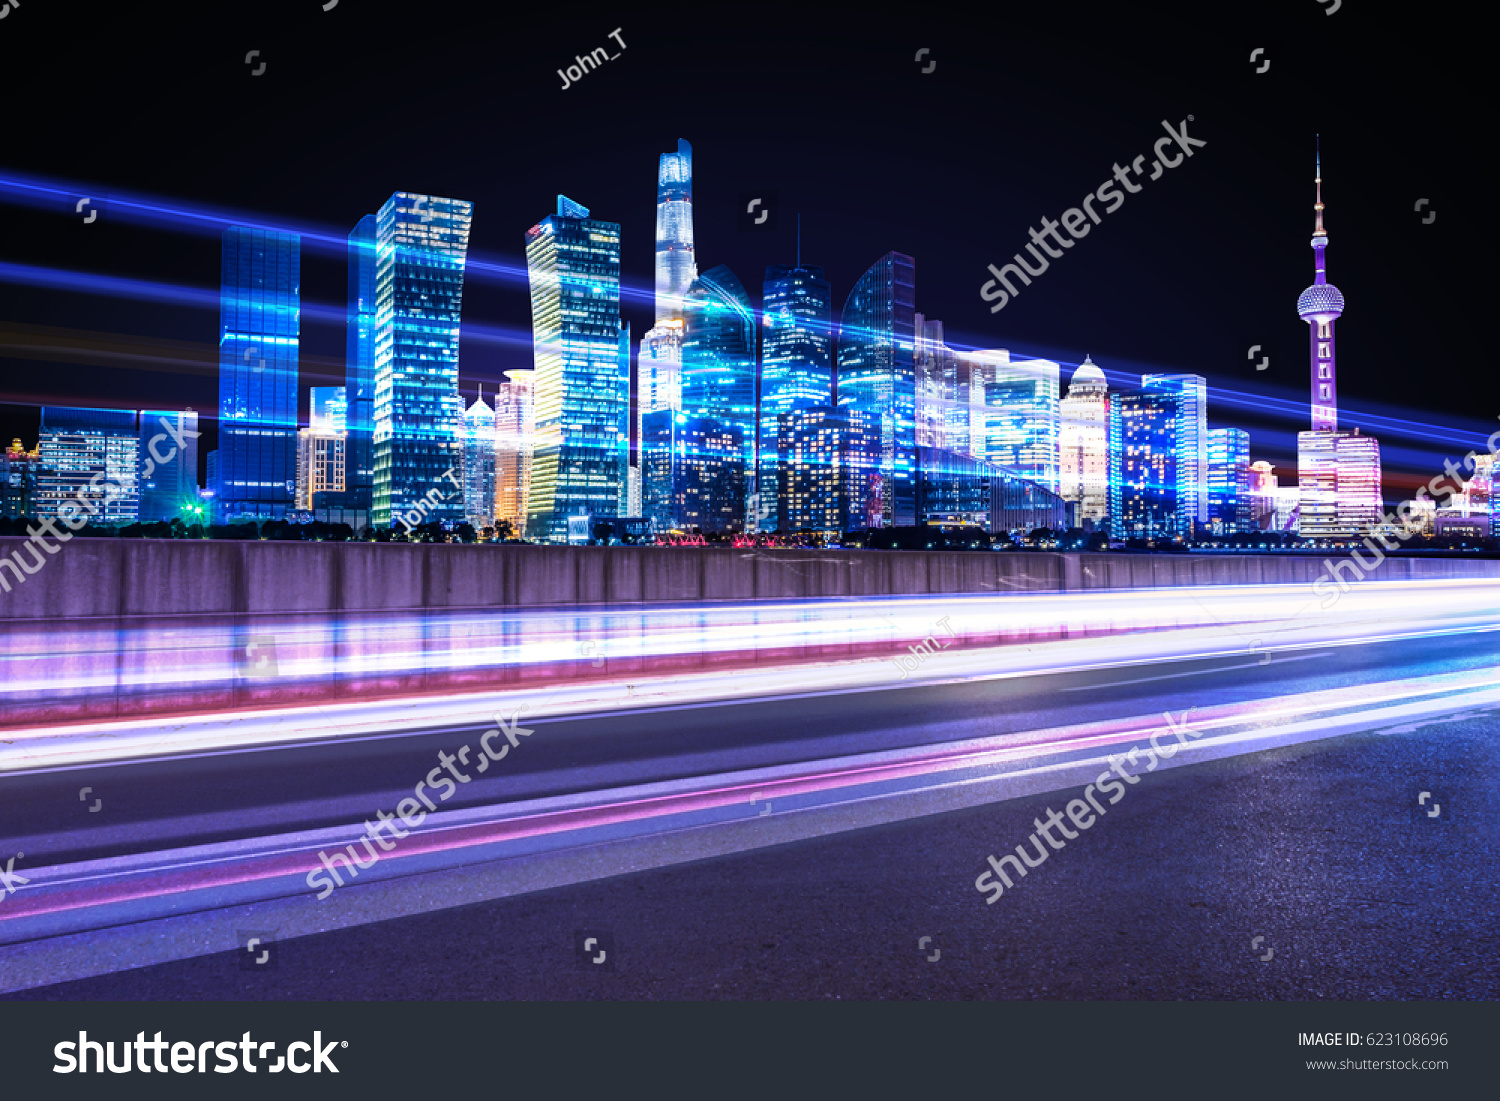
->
[524,195,629,543]
[1108,388,1178,539]
[675,265,755,528]
[137,409,199,522]
[758,264,832,531]
[1207,427,1252,535]
[370,192,473,529]
[344,214,376,521]
[1142,373,1208,534]
[217,227,300,522]
[836,251,917,527]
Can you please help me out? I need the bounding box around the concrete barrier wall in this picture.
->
[4,537,1499,728]
[7,537,1500,622]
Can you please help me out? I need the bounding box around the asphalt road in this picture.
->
[4,627,1499,872]
[11,695,1497,1000]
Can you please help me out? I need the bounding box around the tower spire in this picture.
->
[1313,134,1326,238]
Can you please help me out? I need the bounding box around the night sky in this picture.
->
[0,1,1486,500]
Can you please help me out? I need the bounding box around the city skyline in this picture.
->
[0,132,1493,543]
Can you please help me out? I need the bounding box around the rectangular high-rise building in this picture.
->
[36,406,140,525]
[836,252,916,526]
[217,227,300,522]
[758,264,833,531]
[137,409,199,522]
[776,406,882,533]
[371,193,474,529]
[1108,389,1178,539]
[1297,428,1382,537]
[1142,373,1208,534]
[1207,427,1251,535]
[524,196,629,543]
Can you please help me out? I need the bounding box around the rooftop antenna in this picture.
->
[797,213,801,268]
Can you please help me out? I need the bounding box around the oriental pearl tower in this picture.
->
[1294,138,1381,538]
[1297,137,1343,431]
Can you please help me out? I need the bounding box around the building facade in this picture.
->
[462,388,497,529]
[137,409,199,523]
[217,227,300,522]
[1207,427,1251,535]
[370,193,474,529]
[776,406,882,533]
[979,352,1061,494]
[757,264,833,531]
[36,407,140,525]
[494,368,534,535]
[524,196,629,543]
[836,252,916,527]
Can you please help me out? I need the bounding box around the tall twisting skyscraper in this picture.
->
[370,192,474,528]
[654,140,696,324]
[1294,142,1382,537]
[632,140,698,515]
[525,196,629,543]
[217,227,300,521]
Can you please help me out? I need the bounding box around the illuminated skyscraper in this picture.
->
[1109,389,1176,538]
[1108,375,1206,540]
[370,192,474,528]
[632,319,683,513]
[631,140,698,516]
[1294,144,1382,537]
[978,352,1060,493]
[1058,357,1109,525]
[1207,427,1251,535]
[758,264,832,530]
[1142,373,1208,533]
[494,368,534,534]
[837,251,916,526]
[654,139,696,324]
[344,214,377,521]
[217,227,300,521]
[776,406,882,533]
[525,195,629,543]
[462,387,497,528]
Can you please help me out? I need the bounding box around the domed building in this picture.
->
[1059,355,1110,525]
